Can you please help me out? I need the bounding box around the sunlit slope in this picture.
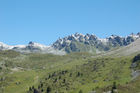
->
[26,56,133,93]
[104,39,140,56]
[0,50,140,93]
[0,51,92,93]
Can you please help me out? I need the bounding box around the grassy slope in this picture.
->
[118,76,140,93]
[72,57,132,93]
[0,50,139,93]
[25,56,132,93]
[0,51,92,93]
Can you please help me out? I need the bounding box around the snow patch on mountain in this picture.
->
[52,32,140,53]
[0,42,13,50]
[0,32,140,55]
[0,41,66,55]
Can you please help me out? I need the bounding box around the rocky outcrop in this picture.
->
[131,54,140,79]
[52,33,140,53]
[0,32,140,54]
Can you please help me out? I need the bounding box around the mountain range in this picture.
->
[0,32,140,55]
[1,32,140,93]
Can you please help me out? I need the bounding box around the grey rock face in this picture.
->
[0,32,140,55]
[52,33,140,53]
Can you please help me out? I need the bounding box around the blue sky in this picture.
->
[0,0,140,45]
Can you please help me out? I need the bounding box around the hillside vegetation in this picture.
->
[0,50,140,93]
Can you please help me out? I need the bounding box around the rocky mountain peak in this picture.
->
[28,41,34,45]
[52,32,140,53]
[28,41,48,49]
[0,32,140,54]
[137,32,140,35]
[74,32,84,37]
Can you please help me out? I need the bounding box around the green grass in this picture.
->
[0,50,139,93]
[0,52,92,93]
[118,76,140,93]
